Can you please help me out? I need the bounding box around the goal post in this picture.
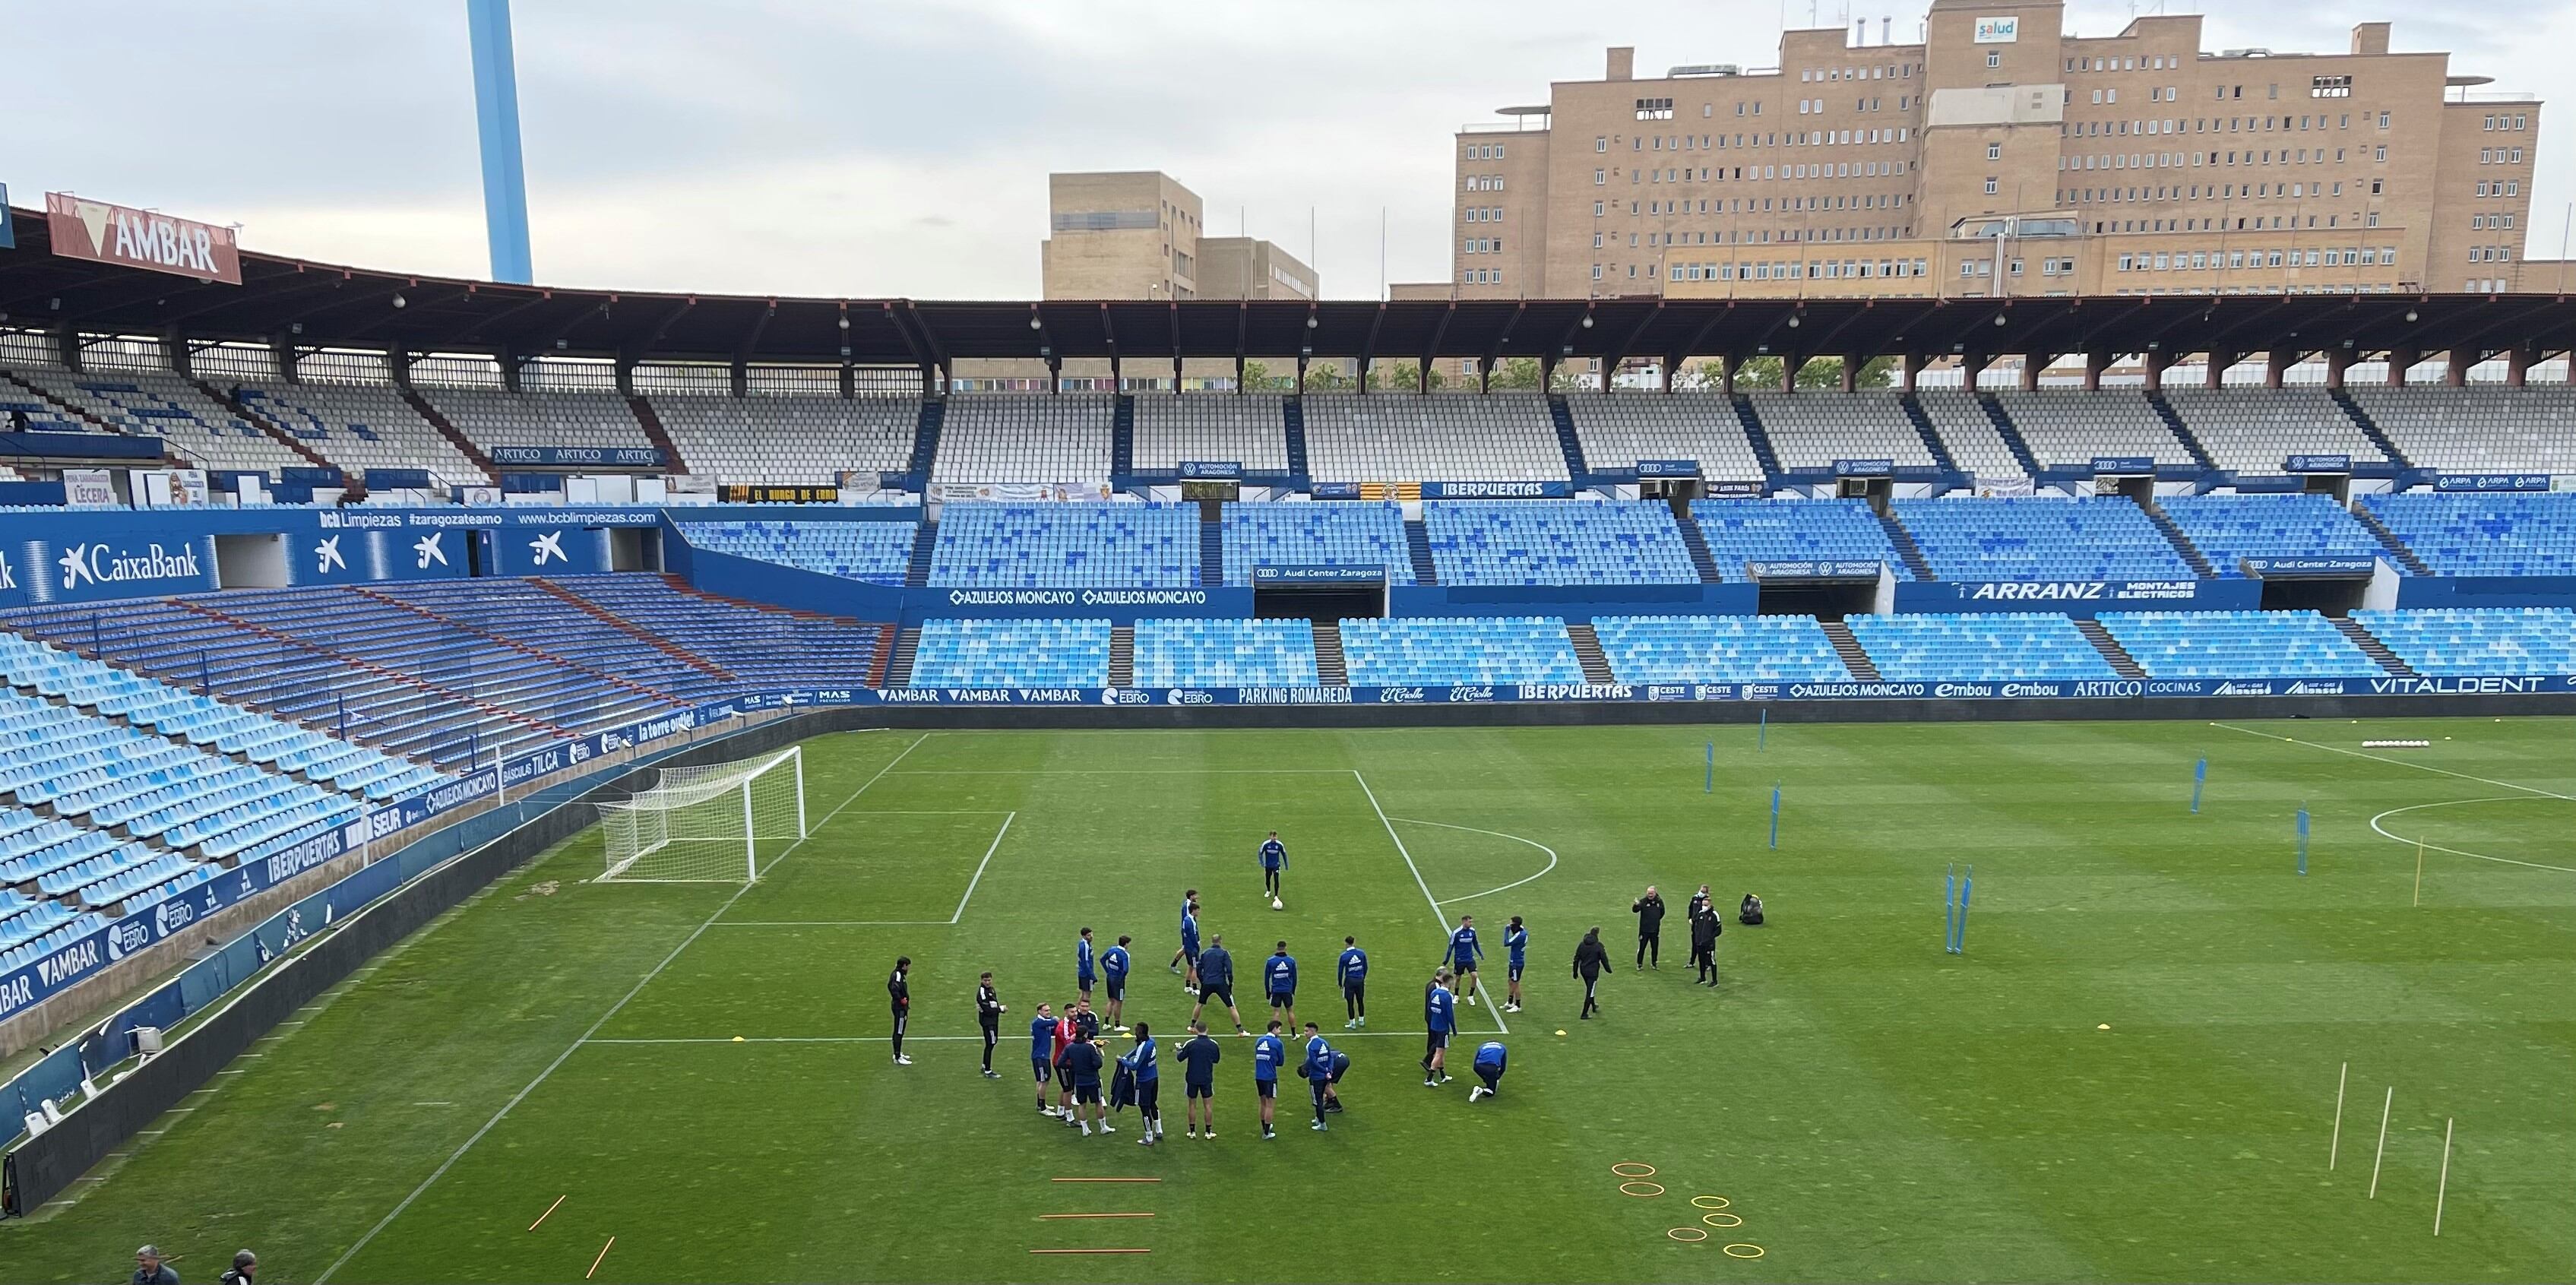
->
[597,745,808,883]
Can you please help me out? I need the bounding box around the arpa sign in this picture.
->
[46,191,242,284]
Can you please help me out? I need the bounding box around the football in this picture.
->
[1271,897,1284,910]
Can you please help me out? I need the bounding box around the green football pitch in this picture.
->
[4,718,2571,1283]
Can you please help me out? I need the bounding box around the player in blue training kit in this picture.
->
[1448,914,1485,1007]
[1503,916,1529,1013]
[1100,935,1133,1032]
[1264,941,1299,1030]
[1468,1040,1508,1102]
[1338,935,1369,1029]
[1300,1024,1342,1130]
[1028,1002,1060,1113]
[1177,1021,1223,1139]
[1190,934,1248,1033]
[1259,831,1288,902]
[1075,927,1097,1005]
[1172,891,1202,992]
[1119,1024,1162,1145]
[1252,1021,1287,1139]
[1422,970,1457,1087]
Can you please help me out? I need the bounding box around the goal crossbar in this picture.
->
[597,745,807,883]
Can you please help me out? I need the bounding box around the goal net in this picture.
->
[597,746,807,883]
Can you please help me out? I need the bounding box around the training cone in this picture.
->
[1555,1029,1568,1037]
[733,1036,746,1043]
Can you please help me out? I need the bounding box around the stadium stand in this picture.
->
[1220,502,1415,585]
[1302,394,1567,482]
[932,395,1115,485]
[2359,492,2576,576]
[677,519,919,585]
[1591,614,1851,682]
[419,388,652,451]
[907,618,1112,687]
[1560,394,1766,481]
[229,378,488,485]
[2097,610,2382,678]
[1844,613,2122,681]
[1990,391,2195,467]
[2159,390,2388,475]
[5,369,308,474]
[540,576,884,691]
[1130,394,1291,473]
[1745,393,1936,470]
[647,393,919,487]
[2157,493,2388,573]
[0,633,443,801]
[1689,498,1910,581]
[1913,391,2024,481]
[2352,607,2576,676]
[2346,387,2576,475]
[1423,501,1698,586]
[0,379,103,435]
[1131,618,1321,687]
[1889,497,2197,581]
[1337,616,1581,685]
[929,503,1200,587]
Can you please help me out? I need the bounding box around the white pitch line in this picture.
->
[315,732,931,1285]
[2211,722,2576,802]
[888,768,1354,774]
[950,812,1014,924]
[1396,817,1560,907]
[1353,771,1507,1037]
[2366,799,2576,874]
[582,1030,1442,1046]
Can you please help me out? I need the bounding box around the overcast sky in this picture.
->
[11,1,2568,299]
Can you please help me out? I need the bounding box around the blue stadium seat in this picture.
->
[1424,502,1698,586]
[1337,617,1581,685]
[2353,608,2576,676]
[1132,619,1321,687]
[2359,492,2576,577]
[1846,613,2120,681]
[1889,498,2195,581]
[2158,494,2385,574]
[2097,611,2381,679]
[678,520,919,585]
[929,503,1200,587]
[1221,502,1413,585]
[908,619,1111,687]
[1591,616,1851,682]
[1688,498,1909,582]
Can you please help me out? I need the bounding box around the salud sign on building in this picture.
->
[46,192,240,284]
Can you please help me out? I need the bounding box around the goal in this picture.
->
[597,746,807,883]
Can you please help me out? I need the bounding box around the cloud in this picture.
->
[5,1,2563,298]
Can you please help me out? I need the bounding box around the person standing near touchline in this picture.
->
[1631,886,1666,970]
[1573,927,1612,1019]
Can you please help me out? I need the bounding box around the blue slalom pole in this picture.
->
[1956,866,1973,953]
[1944,863,1958,954]
[1704,741,1714,793]
[1758,707,1767,752]
[1768,781,1781,850]
[2296,808,2310,876]
[2191,756,2207,814]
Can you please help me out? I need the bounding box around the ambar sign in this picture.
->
[46,192,242,284]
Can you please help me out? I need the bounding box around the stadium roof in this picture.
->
[5,204,2574,370]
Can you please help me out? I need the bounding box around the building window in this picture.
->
[2312,75,2351,99]
[2377,112,2390,128]
[1986,50,2001,68]
[1591,264,1603,280]
[1984,176,1999,195]
[1596,136,1608,152]
[1635,97,1675,121]
[1987,141,2002,160]
[1594,169,1606,185]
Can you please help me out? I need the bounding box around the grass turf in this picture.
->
[2,717,2569,1283]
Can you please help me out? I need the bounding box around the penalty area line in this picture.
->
[315,733,930,1285]
[1354,771,1508,1037]
[2367,799,2576,874]
[1394,817,1559,907]
[2210,722,2576,802]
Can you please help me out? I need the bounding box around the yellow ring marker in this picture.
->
[1689,1195,1732,1210]
[1611,1163,1658,1178]
[1666,1226,1710,1242]
[1619,1181,1666,1198]
[1723,1243,1766,1259]
[1701,1212,1744,1228]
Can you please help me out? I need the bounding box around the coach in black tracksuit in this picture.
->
[1690,905,1721,986]
[888,957,913,1065]
[1572,927,1612,1019]
[1631,887,1666,969]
